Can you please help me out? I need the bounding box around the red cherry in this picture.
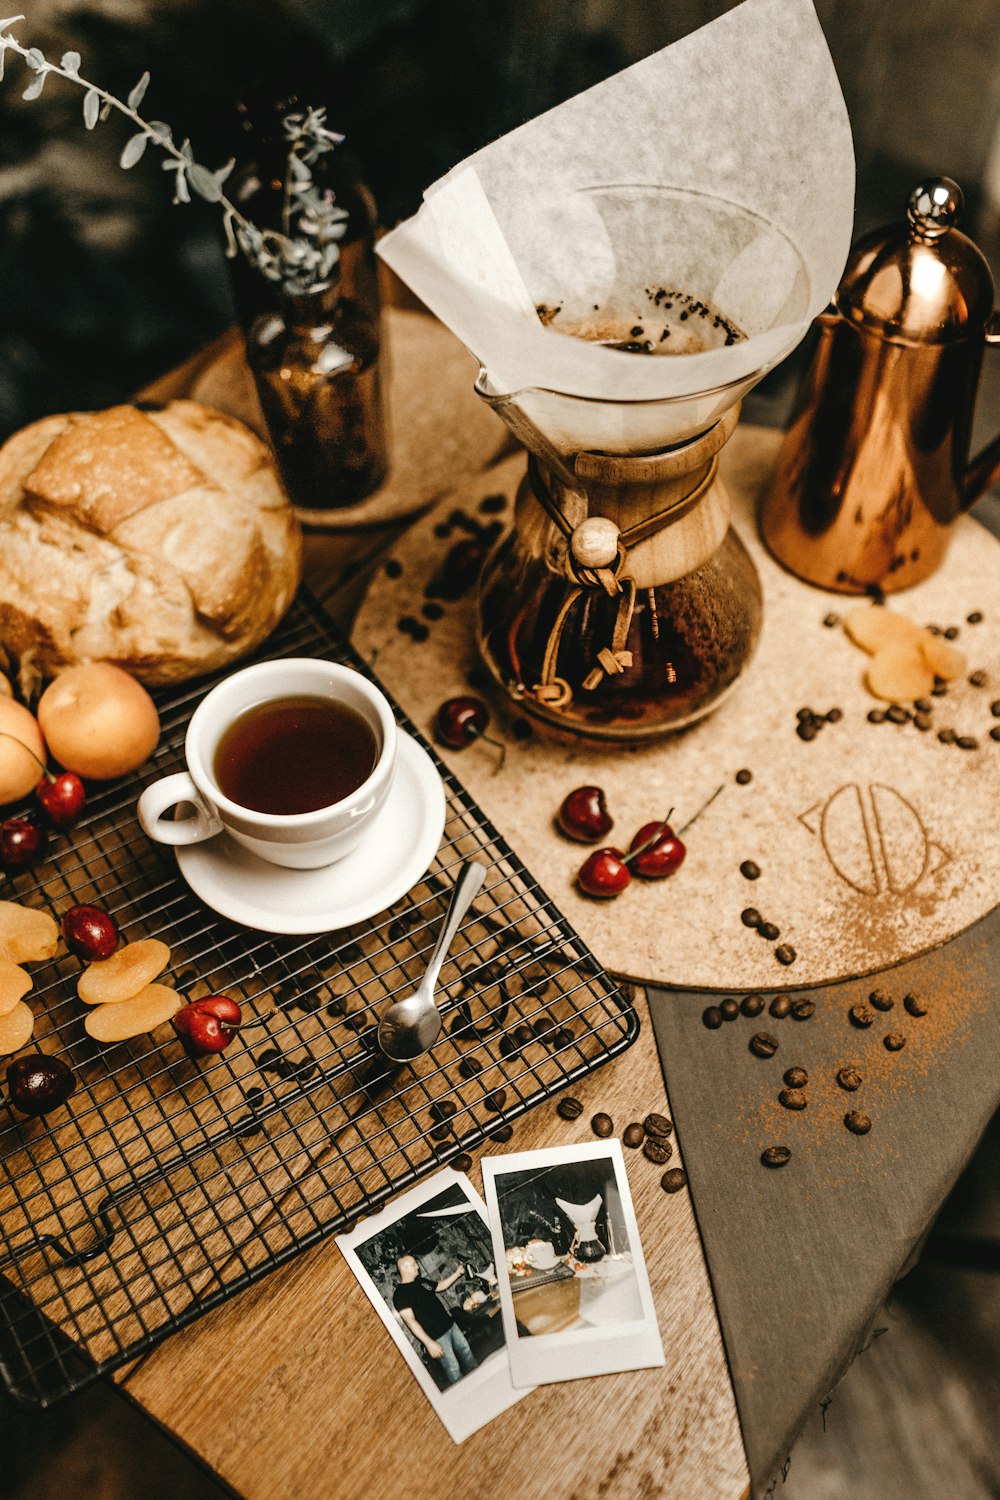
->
[629,821,687,878]
[577,847,631,899]
[558,786,613,843]
[0,816,47,871]
[435,696,506,767]
[172,994,243,1058]
[61,904,119,961]
[36,771,86,829]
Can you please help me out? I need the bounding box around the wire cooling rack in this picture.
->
[0,591,637,1407]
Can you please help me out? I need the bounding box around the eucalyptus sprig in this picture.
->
[0,15,349,295]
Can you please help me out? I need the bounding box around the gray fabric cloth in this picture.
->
[648,905,1000,1495]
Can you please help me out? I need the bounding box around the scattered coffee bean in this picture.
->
[823,612,840,627]
[784,1067,808,1088]
[931,683,948,696]
[991,727,1000,743]
[243,1086,265,1109]
[421,601,445,622]
[643,1137,673,1164]
[837,1066,863,1092]
[944,626,960,640]
[735,768,753,785]
[531,1018,553,1038]
[759,921,780,941]
[957,736,979,751]
[661,1168,688,1193]
[938,727,956,744]
[452,1152,474,1172]
[926,623,942,635]
[796,720,818,742]
[484,1089,507,1112]
[458,1057,483,1079]
[903,992,928,1017]
[643,1112,673,1139]
[499,1035,518,1058]
[235,1116,265,1138]
[826,707,843,723]
[430,1099,458,1121]
[479,492,507,514]
[490,1123,514,1143]
[623,1122,645,1148]
[844,1110,872,1135]
[750,1032,779,1058]
[968,611,983,624]
[914,698,933,714]
[720,997,741,1021]
[790,998,814,1020]
[969,669,988,687]
[886,705,909,724]
[849,1005,875,1028]
[591,1112,614,1138]
[761,1146,791,1168]
[430,1122,453,1141]
[740,860,761,880]
[512,1024,534,1047]
[741,908,762,929]
[769,996,792,1019]
[294,1060,318,1083]
[883,1032,906,1052]
[741,994,766,1017]
[703,1005,724,1029]
[869,989,893,1011]
[991,701,1000,718]
[778,1088,807,1111]
[257,1048,283,1071]
[551,1027,576,1048]
[775,944,797,966]
[867,709,886,724]
[384,558,403,579]
[343,1013,368,1032]
[914,713,932,731]
[557,1095,583,1120]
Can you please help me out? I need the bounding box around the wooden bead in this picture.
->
[570,517,620,569]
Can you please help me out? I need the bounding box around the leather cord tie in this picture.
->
[526,453,717,702]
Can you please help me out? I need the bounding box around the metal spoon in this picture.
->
[377,860,486,1062]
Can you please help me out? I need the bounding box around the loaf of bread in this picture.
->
[0,400,302,687]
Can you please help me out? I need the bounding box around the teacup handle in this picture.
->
[138,772,223,846]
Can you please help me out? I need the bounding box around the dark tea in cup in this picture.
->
[214,696,378,816]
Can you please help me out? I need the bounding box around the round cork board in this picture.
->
[187,308,511,530]
[352,426,1000,990]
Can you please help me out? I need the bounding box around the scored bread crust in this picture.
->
[0,401,302,686]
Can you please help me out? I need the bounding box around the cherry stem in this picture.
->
[467,724,507,772]
[677,783,725,836]
[623,807,675,867]
[0,731,51,781]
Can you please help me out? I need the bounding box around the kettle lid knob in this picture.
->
[907,176,964,239]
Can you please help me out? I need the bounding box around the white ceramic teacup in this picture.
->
[137,658,397,870]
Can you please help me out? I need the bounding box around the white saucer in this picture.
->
[174,731,446,934]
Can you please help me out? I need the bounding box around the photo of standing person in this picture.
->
[392,1254,479,1386]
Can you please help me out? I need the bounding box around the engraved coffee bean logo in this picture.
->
[798,782,949,896]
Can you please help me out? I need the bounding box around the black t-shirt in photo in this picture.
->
[392,1278,453,1337]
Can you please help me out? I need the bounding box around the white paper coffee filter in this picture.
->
[379,0,854,410]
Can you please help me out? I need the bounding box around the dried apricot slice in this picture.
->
[0,962,32,1017]
[0,1001,34,1055]
[84,984,180,1043]
[866,646,935,703]
[919,636,966,681]
[0,902,58,964]
[844,606,926,654]
[78,939,171,1006]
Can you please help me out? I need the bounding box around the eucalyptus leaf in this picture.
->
[24,45,43,69]
[127,70,149,110]
[21,70,44,99]
[215,156,235,185]
[120,131,147,169]
[82,87,99,128]
[0,45,6,84]
[146,119,172,144]
[186,161,222,202]
[60,50,80,74]
[172,166,190,204]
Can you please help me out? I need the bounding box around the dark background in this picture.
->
[2,2,1000,1496]
[2,0,1000,442]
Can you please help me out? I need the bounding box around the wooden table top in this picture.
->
[116,326,751,1500]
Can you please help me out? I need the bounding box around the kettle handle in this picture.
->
[964,311,1000,505]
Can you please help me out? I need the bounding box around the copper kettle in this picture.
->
[761,177,1000,592]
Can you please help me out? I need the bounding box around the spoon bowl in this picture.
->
[377,860,486,1063]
